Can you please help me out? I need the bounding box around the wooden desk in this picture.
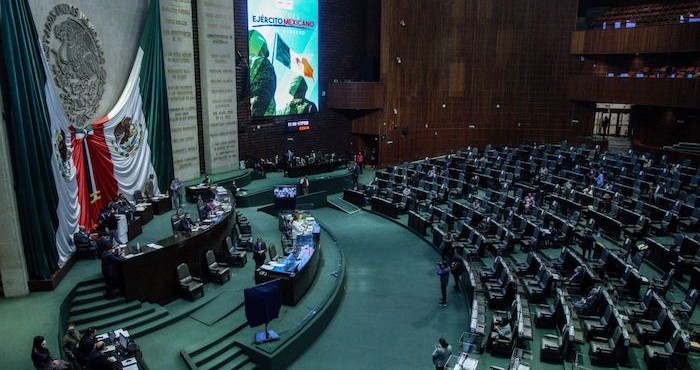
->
[115,210,233,304]
[149,196,172,215]
[134,203,153,225]
[370,196,399,219]
[185,185,215,203]
[254,235,322,306]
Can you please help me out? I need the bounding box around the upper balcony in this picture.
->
[571,23,700,55]
[568,74,700,108]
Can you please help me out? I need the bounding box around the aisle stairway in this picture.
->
[68,278,169,335]
[606,136,632,155]
[180,324,257,370]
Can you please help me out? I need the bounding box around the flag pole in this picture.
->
[271,33,277,64]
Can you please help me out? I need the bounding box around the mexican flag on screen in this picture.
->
[275,34,315,80]
[44,0,171,260]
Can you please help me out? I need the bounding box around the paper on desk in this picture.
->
[114,329,130,337]
[147,243,163,249]
[261,265,273,270]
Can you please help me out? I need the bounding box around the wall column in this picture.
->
[0,81,30,297]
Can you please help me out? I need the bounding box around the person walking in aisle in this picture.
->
[432,337,452,370]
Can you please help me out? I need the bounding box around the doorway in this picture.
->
[594,103,631,137]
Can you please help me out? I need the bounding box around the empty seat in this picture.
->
[177,263,204,301]
[589,325,629,367]
[206,250,230,284]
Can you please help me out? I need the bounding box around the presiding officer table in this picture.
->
[255,230,322,306]
[114,204,233,304]
[285,159,346,178]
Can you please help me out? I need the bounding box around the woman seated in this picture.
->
[31,336,69,370]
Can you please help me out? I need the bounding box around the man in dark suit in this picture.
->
[253,238,267,268]
[179,213,194,234]
[579,229,595,260]
[102,246,124,299]
[84,342,114,370]
[73,225,97,256]
[76,327,99,364]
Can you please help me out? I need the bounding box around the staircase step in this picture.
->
[70,297,127,317]
[77,303,156,333]
[70,301,142,326]
[192,337,241,367]
[189,321,248,358]
[119,306,169,333]
[72,290,109,306]
[74,281,107,295]
[235,361,257,370]
[198,348,249,370]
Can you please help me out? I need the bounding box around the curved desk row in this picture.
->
[115,211,232,304]
[285,160,346,178]
[254,235,322,306]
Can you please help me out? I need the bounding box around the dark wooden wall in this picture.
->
[568,76,700,108]
[631,106,700,147]
[352,0,579,166]
[571,23,700,55]
[234,0,370,164]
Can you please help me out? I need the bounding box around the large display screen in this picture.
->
[248,0,319,117]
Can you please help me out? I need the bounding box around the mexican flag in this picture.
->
[44,0,172,257]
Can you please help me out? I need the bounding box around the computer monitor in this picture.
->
[273,185,297,210]
[118,334,128,350]
[269,244,278,261]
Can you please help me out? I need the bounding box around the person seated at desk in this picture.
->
[564,266,585,286]
[179,213,195,234]
[487,317,513,350]
[76,328,102,365]
[73,225,97,255]
[523,193,534,214]
[542,221,560,247]
[574,286,600,312]
[84,342,114,370]
[32,335,69,370]
[291,213,308,245]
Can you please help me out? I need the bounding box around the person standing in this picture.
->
[300,176,310,195]
[579,229,595,260]
[61,323,81,364]
[102,246,125,299]
[253,238,267,268]
[432,337,452,370]
[437,261,450,307]
[356,151,364,174]
[450,257,465,290]
[351,163,360,189]
[144,174,155,198]
[170,177,183,209]
[441,231,455,261]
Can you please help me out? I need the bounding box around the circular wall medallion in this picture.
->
[42,4,106,128]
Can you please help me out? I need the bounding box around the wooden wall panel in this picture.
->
[327,82,384,109]
[568,76,700,109]
[572,23,700,55]
[375,0,578,166]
